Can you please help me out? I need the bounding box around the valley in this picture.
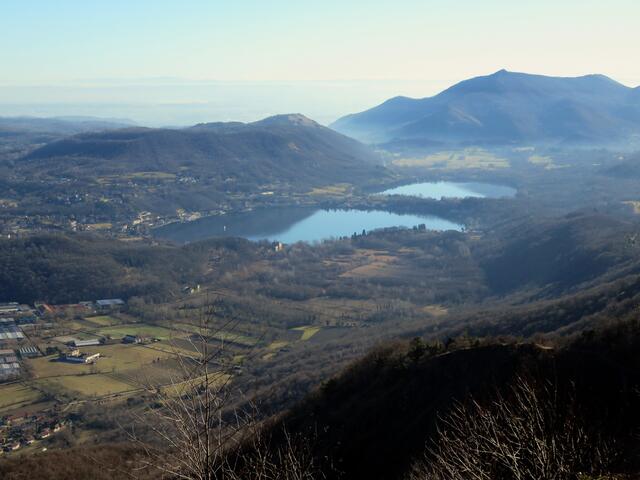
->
[1,74,640,479]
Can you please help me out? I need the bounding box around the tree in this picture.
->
[124,299,322,479]
[408,377,612,480]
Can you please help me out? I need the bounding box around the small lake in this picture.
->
[380,181,516,199]
[154,207,463,244]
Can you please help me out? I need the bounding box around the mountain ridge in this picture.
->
[331,70,640,146]
[20,113,386,187]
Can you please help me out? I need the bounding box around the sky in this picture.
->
[1,0,639,125]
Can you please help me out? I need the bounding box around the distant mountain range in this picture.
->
[0,116,136,155]
[21,114,384,186]
[0,115,135,139]
[331,70,640,147]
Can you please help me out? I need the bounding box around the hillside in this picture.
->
[21,114,385,186]
[0,234,209,303]
[331,70,640,147]
[2,318,637,480]
[259,318,640,480]
[478,212,640,295]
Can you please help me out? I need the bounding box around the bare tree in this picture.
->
[123,299,322,480]
[409,377,613,480]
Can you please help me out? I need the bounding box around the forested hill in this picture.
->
[20,114,386,186]
[260,318,640,480]
[0,234,257,304]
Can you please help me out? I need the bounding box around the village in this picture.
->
[0,298,163,454]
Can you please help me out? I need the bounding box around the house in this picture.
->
[96,299,125,310]
[0,324,24,340]
[19,346,40,358]
[182,284,201,295]
[72,338,102,347]
[60,350,100,364]
[0,362,20,381]
[0,323,24,340]
[0,303,19,315]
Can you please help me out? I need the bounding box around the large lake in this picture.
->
[154,207,462,244]
[381,181,516,199]
[154,182,515,244]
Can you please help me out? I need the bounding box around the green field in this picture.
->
[85,315,121,327]
[29,345,176,379]
[267,340,289,350]
[96,324,176,340]
[35,374,135,398]
[0,383,43,413]
[174,323,259,347]
[392,149,510,170]
[292,325,321,341]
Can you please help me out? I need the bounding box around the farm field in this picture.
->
[62,319,100,331]
[392,149,510,169]
[96,324,176,340]
[35,373,136,398]
[293,325,321,341]
[84,315,122,327]
[0,383,43,413]
[267,340,289,350]
[172,322,259,347]
[28,344,176,379]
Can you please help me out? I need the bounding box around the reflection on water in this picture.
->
[154,207,463,244]
[381,181,516,199]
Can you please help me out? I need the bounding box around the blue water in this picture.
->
[154,207,463,244]
[381,181,516,199]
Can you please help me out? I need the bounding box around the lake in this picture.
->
[154,182,515,244]
[153,207,463,244]
[380,181,516,199]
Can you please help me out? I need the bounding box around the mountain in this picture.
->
[22,114,384,186]
[331,70,640,147]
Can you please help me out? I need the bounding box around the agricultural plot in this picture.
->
[29,345,175,379]
[393,149,509,170]
[160,372,231,398]
[96,324,176,341]
[422,305,449,317]
[340,250,398,278]
[91,344,175,373]
[0,383,43,413]
[35,374,135,398]
[292,325,321,341]
[62,319,99,331]
[267,341,289,350]
[84,315,121,327]
[173,323,259,347]
[307,183,351,197]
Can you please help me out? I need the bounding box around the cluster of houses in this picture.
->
[1,414,67,454]
[0,299,127,383]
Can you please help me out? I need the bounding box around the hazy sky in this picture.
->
[1,0,639,125]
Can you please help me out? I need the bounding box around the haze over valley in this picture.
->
[1,1,639,479]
